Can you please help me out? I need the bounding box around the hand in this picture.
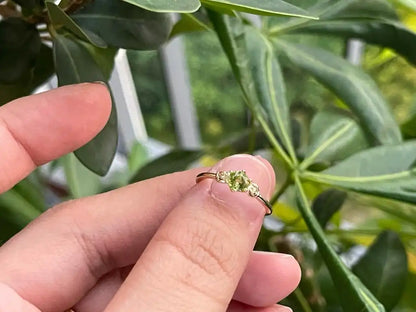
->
[0,84,301,312]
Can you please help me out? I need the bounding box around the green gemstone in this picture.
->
[227,170,252,192]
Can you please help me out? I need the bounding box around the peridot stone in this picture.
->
[227,170,252,192]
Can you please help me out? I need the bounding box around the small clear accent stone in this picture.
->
[247,183,260,197]
[216,171,229,183]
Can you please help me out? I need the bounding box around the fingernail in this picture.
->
[208,154,275,223]
[92,80,108,86]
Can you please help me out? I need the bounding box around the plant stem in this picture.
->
[257,115,293,168]
[294,289,313,312]
[273,227,416,239]
[248,114,256,155]
[270,176,291,206]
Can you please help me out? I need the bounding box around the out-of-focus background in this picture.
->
[1,0,416,311]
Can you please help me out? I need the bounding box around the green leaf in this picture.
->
[0,189,41,226]
[402,113,416,139]
[30,44,55,90]
[128,142,148,174]
[201,0,318,19]
[281,0,416,66]
[13,175,45,213]
[317,0,399,21]
[275,40,402,145]
[170,13,211,38]
[301,109,370,169]
[72,0,173,50]
[353,231,408,311]
[53,34,118,175]
[294,175,385,312]
[207,12,295,167]
[302,141,416,204]
[245,28,296,160]
[122,0,201,13]
[130,150,202,183]
[76,41,118,80]
[62,153,101,198]
[312,189,347,229]
[46,1,107,48]
[0,18,41,84]
[13,0,44,15]
[0,44,54,106]
[0,187,41,243]
[397,0,416,11]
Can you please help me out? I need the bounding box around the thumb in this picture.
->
[105,154,275,312]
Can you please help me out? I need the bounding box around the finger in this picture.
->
[0,167,202,312]
[74,267,132,312]
[75,251,300,312]
[0,83,111,193]
[105,155,276,311]
[235,251,301,306]
[227,301,292,312]
[0,283,40,312]
[0,157,298,312]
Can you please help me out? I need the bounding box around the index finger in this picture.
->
[0,83,111,193]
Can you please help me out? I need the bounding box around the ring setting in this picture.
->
[196,170,273,215]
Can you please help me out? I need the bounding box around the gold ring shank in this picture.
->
[196,172,273,215]
[196,172,216,183]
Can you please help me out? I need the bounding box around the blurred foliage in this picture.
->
[1,0,416,311]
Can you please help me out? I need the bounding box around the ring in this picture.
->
[196,170,273,215]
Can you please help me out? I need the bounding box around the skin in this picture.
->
[0,83,301,312]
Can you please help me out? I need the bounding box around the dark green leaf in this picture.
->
[312,189,347,228]
[202,0,317,19]
[208,12,295,166]
[397,272,416,310]
[401,113,416,139]
[62,154,101,198]
[122,0,201,12]
[276,40,402,145]
[0,189,41,226]
[76,41,118,80]
[53,34,118,175]
[0,44,54,106]
[353,231,408,311]
[301,109,370,169]
[281,0,416,66]
[12,0,44,14]
[30,44,55,89]
[317,0,398,21]
[302,141,416,204]
[294,176,385,312]
[72,0,172,50]
[46,1,107,48]
[0,190,39,243]
[13,176,45,212]
[0,77,31,106]
[0,18,41,83]
[130,150,202,183]
[74,98,118,176]
[170,13,210,38]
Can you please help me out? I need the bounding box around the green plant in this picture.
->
[1,0,416,311]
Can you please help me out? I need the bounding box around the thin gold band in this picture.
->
[196,171,273,215]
